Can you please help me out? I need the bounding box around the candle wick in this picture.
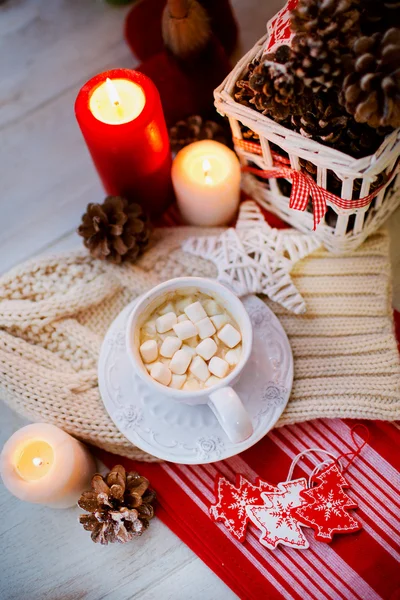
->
[202,159,212,185]
[106,78,122,112]
[32,457,43,467]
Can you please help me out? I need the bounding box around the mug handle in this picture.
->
[208,387,253,444]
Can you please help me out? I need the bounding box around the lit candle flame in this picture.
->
[32,457,43,467]
[105,78,121,107]
[202,159,213,185]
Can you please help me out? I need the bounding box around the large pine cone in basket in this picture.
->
[341,29,400,128]
[290,0,360,93]
[248,58,305,121]
[235,48,306,123]
[289,0,400,129]
[235,60,260,109]
[233,1,397,157]
[360,0,400,35]
[235,60,388,158]
[291,91,387,157]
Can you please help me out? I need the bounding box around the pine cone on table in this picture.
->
[78,196,151,264]
[290,0,361,92]
[169,115,231,155]
[341,29,400,128]
[78,465,156,545]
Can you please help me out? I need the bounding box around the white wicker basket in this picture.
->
[214,33,400,254]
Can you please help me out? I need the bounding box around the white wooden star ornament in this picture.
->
[182,201,321,314]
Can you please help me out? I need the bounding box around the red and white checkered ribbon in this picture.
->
[236,138,399,230]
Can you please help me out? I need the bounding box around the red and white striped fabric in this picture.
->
[99,417,400,600]
[98,205,400,599]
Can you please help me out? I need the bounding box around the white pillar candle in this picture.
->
[0,423,95,509]
[171,140,241,226]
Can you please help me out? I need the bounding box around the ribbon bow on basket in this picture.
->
[236,138,399,230]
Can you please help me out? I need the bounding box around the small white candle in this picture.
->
[0,424,95,508]
[172,140,241,226]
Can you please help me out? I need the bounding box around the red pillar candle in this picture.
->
[75,69,172,218]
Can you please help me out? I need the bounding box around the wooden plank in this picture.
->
[0,87,103,272]
[0,403,234,600]
[139,558,236,600]
[0,0,280,275]
[0,0,134,128]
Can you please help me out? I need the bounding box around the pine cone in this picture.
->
[241,124,260,142]
[235,51,311,124]
[235,62,386,157]
[360,0,400,36]
[291,91,387,157]
[341,29,400,128]
[169,115,231,155]
[290,0,360,92]
[291,94,348,143]
[78,196,151,264]
[234,60,260,109]
[78,465,156,545]
[344,119,390,157]
[247,50,305,121]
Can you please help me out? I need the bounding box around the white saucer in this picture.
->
[98,295,293,464]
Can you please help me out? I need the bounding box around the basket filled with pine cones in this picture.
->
[214,0,400,253]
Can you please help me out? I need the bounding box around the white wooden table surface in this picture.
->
[1,2,400,599]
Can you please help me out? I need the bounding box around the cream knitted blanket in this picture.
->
[0,227,399,462]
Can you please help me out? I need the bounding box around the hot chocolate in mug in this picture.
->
[126,277,254,443]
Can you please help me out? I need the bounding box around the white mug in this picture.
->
[126,277,254,443]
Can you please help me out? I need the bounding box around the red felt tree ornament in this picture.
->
[291,463,361,542]
[246,478,309,550]
[209,426,368,548]
[209,474,278,543]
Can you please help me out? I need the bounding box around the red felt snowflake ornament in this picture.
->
[209,474,278,543]
[291,463,361,542]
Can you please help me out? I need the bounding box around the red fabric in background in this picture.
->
[125,0,239,61]
[98,206,400,600]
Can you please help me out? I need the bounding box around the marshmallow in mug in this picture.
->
[139,291,242,390]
